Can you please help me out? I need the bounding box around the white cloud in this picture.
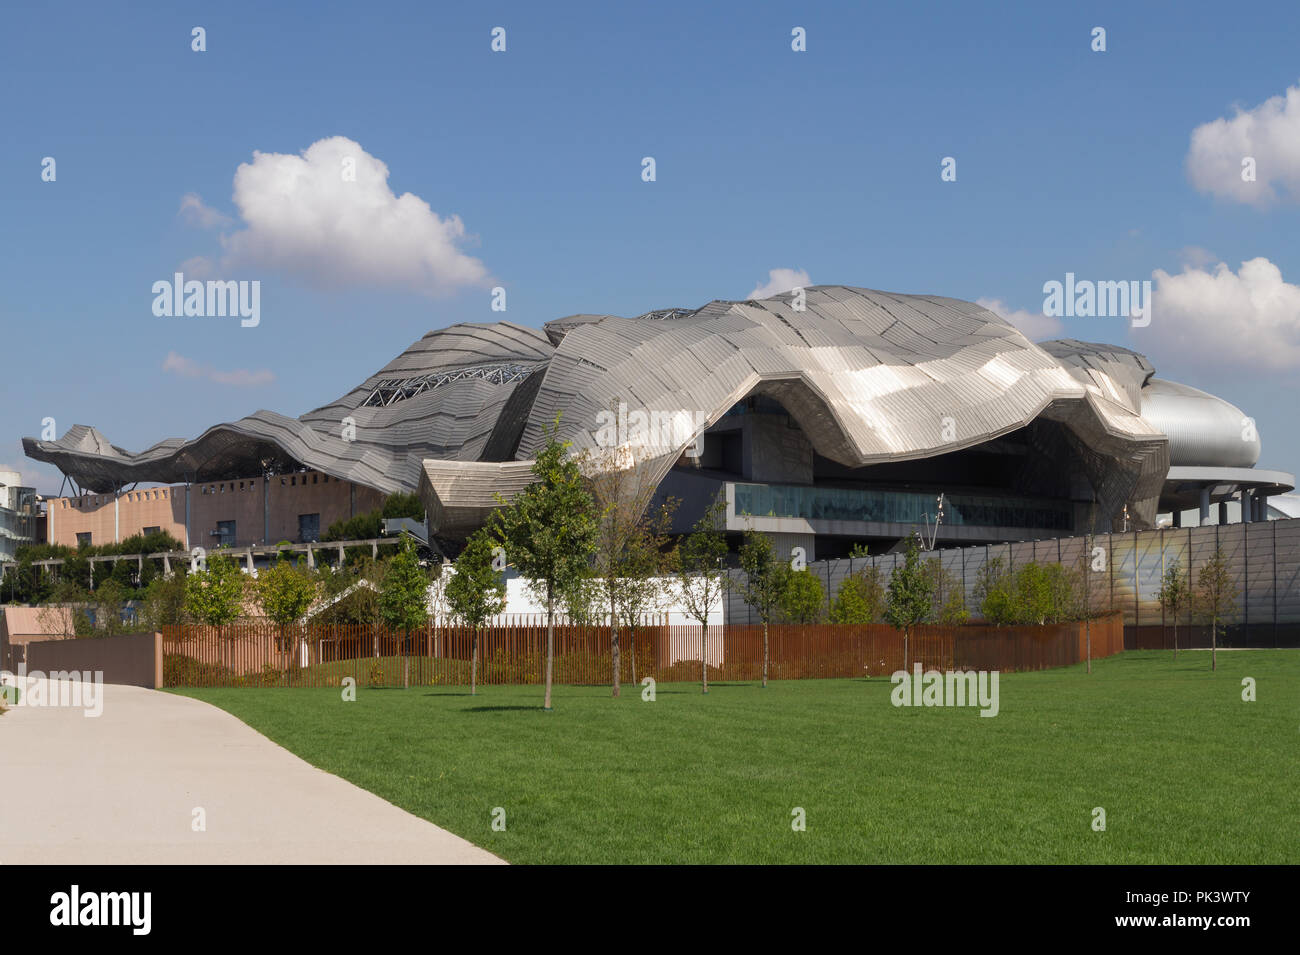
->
[748,268,811,300]
[1147,257,1300,369]
[1186,83,1300,206]
[163,352,274,387]
[216,136,489,296]
[975,297,1063,342]
[178,192,233,229]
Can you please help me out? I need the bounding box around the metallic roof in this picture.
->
[26,285,1212,533]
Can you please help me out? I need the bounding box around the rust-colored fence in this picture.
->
[160,614,1123,688]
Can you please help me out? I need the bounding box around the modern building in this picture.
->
[22,286,1294,560]
[0,471,39,561]
[39,472,384,551]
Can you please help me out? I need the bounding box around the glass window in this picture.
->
[732,483,1070,531]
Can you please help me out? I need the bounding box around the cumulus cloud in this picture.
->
[748,268,811,300]
[163,352,274,387]
[975,297,1063,342]
[216,136,489,295]
[178,192,233,229]
[1147,257,1300,369]
[1186,83,1300,206]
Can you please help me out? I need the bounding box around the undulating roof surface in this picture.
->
[27,286,1172,529]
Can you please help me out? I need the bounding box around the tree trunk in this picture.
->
[629,625,637,686]
[701,620,708,694]
[1085,618,1092,674]
[903,629,909,673]
[544,586,555,710]
[1173,620,1178,660]
[283,622,290,687]
[762,619,769,688]
[403,626,410,689]
[610,586,620,698]
[471,628,478,696]
[1212,620,1217,671]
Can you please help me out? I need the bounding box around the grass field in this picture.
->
[172,650,1299,864]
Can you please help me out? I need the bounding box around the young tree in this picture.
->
[558,572,603,626]
[253,557,320,685]
[885,537,935,669]
[89,578,132,636]
[1012,562,1055,625]
[612,499,677,686]
[1194,548,1237,672]
[924,556,969,625]
[675,499,728,694]
[975,556,1016,625]
[184,554,246,668]
[377,538,432,689]
[1156,558,1190,660]
[444,528,507,696]
[579,420,675,699]
[830,565,886,624]
[779,569,825,624]
[140,570,189,630]
[738,530,791,688]
[494,418,599,711]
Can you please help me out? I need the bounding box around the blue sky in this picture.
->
[4,0,1300,494]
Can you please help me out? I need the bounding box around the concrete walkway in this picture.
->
[0,678,504,864]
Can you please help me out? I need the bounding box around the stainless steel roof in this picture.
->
[31,285,1256,535]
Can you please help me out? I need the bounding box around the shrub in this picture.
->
[830,567,886,624]
[163,654,235,687]
[779,569,825,623]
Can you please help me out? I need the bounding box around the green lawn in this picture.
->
[171,650,1299,864]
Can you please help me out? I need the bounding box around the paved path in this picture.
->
[0,678,504,864]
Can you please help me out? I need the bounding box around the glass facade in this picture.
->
[732,483,1072,532]
[0,488,38,561]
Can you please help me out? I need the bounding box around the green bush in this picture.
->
[830,566,886,624]
[779,569,826,623]
[163,654,235,688]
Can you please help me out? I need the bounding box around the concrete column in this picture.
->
[1218,501,1228,525]
[307,545,315,570]
[1256,495,1268,521]
[245,549,255,574]
[163,554,172,577]
[1172,510,1181,528]
[1199,487,1210,526]
[1241,489,1253,524]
